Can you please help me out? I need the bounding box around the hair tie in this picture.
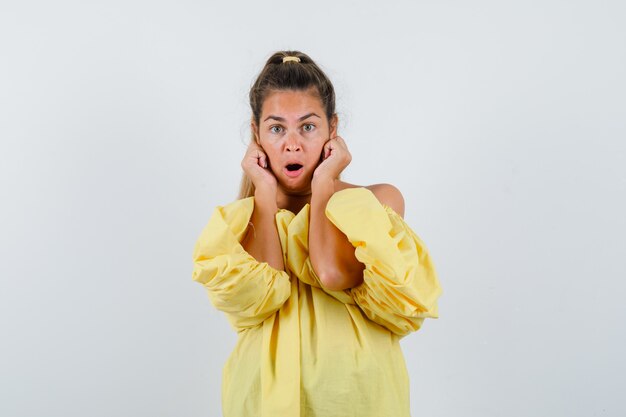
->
[282,56,301,63]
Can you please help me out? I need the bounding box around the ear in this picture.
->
[330,114,338,138]
[251,121,260,145]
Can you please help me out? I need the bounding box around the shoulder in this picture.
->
[366,183,405,218]
[335,181,405,218]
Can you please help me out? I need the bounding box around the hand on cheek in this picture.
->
[241,141,278,193]
[312,135,351,184]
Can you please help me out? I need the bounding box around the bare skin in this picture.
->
[241,88,405,291]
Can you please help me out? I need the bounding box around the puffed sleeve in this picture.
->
[192,197,291,331]
[325,188,442,337]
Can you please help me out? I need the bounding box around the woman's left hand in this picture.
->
[312,135,352,185]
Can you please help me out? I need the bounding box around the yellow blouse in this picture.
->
[192,187,442,417]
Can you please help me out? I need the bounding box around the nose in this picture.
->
[285,133,302,152]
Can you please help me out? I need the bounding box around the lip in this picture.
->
[283,165,304,178]
[283,160,304,178]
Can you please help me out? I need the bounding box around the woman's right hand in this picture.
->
[241,141,278,195]
[239,141,283,269]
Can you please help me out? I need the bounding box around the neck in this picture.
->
[276,186,313,214]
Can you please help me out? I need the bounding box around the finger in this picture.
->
[248,142,269,168]
[253,150,266,168]
[331,136,347,149]
[324,142,332,159]
[244,148,262,166]
[244,143,256,159]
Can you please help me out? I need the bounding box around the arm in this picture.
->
[241,186,284,271]
[239,141,284,271]
[192,198,291,331]
[308,135,366,291]
[325,187,442,337]
[308,183,406,291]
[190,141,289,331]
[309,178,365,291]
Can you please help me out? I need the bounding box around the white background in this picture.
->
[1,1,625,416]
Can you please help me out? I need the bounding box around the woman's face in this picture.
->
[253,87,337,194]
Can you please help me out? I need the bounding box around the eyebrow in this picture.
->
[263,112,321,123]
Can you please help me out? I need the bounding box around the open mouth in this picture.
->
[284,163,304,178]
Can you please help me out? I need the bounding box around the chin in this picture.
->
[278,177,313,194]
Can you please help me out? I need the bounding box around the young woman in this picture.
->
[192,50,442,417]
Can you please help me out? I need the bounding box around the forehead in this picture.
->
[261,88,324,120]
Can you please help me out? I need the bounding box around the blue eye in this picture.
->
[303,123,315,132]
[270,126,283,134]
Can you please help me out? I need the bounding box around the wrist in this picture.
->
[311,177,335,209]
[311,175,335,193]
[253,188,278,213]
